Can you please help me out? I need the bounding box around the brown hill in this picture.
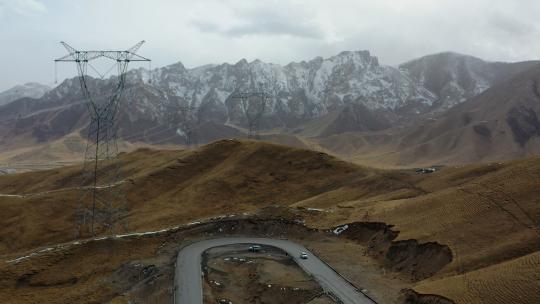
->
[0,140,381,254]
[0,140,538,303]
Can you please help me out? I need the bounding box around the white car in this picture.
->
[300,252,308,259]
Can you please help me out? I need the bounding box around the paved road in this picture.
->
[175,237,375,304]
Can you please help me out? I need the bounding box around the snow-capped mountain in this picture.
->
[0,82,51,106]
[1,50,538,146]
[399,52,539,110]
[128,50,437,122]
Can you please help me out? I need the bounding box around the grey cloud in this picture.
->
[3,0,540,90]
[191,8,324,39]
[191,20,221,33]
[488,12,537,37]
[222,19,324,39]
[1,0,47,16]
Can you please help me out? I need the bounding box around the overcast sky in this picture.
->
[1,0,540,91]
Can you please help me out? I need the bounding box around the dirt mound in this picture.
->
[339,222,398,244]
[400,289,455,304]
[336,222,452,281]
[386,240,452,280]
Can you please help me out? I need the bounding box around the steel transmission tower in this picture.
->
[166,102,199,146]
[231,91,271,138]
[55,41,150,236]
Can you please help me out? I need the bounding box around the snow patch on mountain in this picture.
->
[116,50,438,125]
[12,50,536,140]
[399,52,536,110]
[0,82,51,106]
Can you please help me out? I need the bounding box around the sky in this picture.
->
[1,0,540,91]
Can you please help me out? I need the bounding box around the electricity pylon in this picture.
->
[55,41,150,237]
[165,102,199,146]
[231,91,271,138]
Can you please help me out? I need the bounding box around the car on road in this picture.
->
[300,252,308,259]
[415,167,436,174]
[248,245,261,252]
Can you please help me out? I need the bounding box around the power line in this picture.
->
[120,124,171,141]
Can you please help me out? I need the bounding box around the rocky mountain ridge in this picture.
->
[1,50,538,147]
[400,52,540,110]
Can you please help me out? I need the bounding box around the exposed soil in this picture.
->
[202,244,329,304]
[386,240,452,281]
[400,289,455,304]
[336,222,452,281]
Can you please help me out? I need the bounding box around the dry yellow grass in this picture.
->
[415,250,540,304]
[0,139,369,254]
[300,157,540,304]
[0,140,538,303]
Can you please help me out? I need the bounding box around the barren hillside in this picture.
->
[0,140,538,303]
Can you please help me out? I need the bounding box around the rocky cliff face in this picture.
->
[122,50,436,127]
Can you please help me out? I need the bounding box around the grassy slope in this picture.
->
[300,156,540,304]
[0,140,539,303]
[0,140,368,254]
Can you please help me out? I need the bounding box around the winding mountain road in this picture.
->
[174,237,375,304]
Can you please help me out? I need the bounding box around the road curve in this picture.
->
[174,237,375,304]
